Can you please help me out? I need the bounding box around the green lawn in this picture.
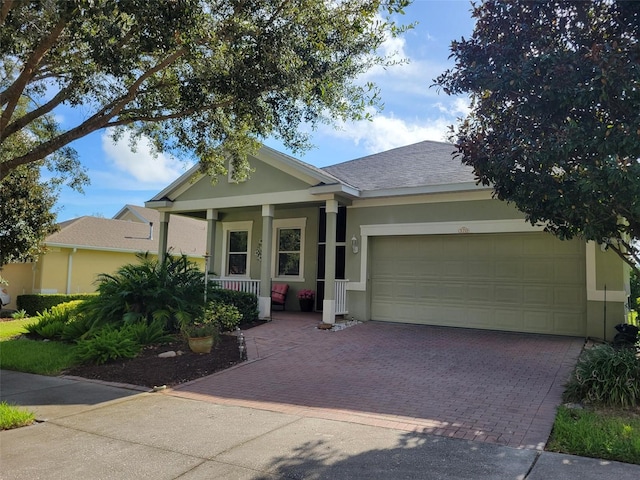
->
[0,401,35,430]
[0,318,32,340]
[1,319,78,375]
[548,406,640,465]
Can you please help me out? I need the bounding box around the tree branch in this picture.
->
[1,48,188,180]
[0,15,68,125]
[0,0,16,25]
[1,86,72,142]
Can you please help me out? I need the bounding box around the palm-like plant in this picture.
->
[79,251,218,331]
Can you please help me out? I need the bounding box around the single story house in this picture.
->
[145,141,629,340]
[1,205,206,309]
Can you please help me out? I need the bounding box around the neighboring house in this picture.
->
[145,141,629,340]
[1,205,206,309]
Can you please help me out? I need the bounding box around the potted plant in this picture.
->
[297,289,315,312]
[179,308,220,354]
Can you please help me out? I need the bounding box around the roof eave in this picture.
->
[359,182,490,198]
[308,183,361,198]
[145,199,174,209]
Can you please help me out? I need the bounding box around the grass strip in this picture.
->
[0,401,35,430]
[0,338,77,375]
[0,319,32,340]
[547,406,640,465]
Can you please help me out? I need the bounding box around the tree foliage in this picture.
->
[0,163,58,266]
[0,97,88,266]
[1,0,411,182]
[435,0,640,271]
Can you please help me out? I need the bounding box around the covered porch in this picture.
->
[145,147,360,324]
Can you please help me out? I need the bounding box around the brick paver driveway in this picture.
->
[169,313,584,450]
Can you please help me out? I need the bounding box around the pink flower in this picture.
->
[297,289,315,299]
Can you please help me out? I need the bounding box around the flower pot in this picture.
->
[187,335,214,354]
[299,298,314,312]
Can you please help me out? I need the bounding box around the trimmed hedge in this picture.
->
[17,294,97,316]
[209,289,259,325]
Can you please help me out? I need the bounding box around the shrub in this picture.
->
[75,327,141,365]
[11,310,27,319]
[123,319,174,345]
[79,252,212,331]
[25,301,84,339]
[60,314,96,342]
[564,344,640,408]
[208,302,242,332]
[17,294,96,316]
[209,289,259,325]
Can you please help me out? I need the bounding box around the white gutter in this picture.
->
[66,248,77,294]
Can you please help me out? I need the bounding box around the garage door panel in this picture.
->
[523,261,554,282]
[467,260,493,278]
[371,233,586,336]
[468,284,493,302]
[495,261,523,280]
[495,285,523,304]
[524,286,554,306]
[523,311,554,332]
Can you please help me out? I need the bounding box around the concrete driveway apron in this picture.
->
[169,312,584,450]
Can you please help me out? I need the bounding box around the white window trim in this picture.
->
[221,221,253,277]
[272,218,306,281]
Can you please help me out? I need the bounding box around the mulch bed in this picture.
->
[63,335,242,388]
[61,320,269,388]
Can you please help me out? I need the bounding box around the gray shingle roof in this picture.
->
[46,206,206,255]
[321,140,476,191]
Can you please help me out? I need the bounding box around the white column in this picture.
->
[259,204,274,319]
[158,212,170,263]
[323,199,338,324]
[205,209,218,273]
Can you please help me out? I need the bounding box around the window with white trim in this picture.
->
[273,218,306,280]
[222,221,252,276]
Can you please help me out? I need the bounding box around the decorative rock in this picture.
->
[158,351,177,358]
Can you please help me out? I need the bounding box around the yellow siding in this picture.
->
[37,249,205,294]
[1,263,34,309]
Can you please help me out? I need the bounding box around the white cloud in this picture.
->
[101,129,192,184]
[323,111,454,153]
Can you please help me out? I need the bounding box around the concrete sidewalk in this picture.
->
[1,370,638,480]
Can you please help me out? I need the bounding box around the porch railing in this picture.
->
[335,279,348,315]
[211,278,261,296]
[211,277,349,316]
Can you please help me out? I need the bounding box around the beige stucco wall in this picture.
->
[0,263,35,310]
[34,248,205,295]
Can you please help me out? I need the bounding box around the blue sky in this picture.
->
[54,0,476,222]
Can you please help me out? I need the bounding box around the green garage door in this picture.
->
[370,233,586,336]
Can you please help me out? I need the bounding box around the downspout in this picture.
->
[66,248,77,294]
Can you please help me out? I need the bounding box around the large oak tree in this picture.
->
[435,0,640,272]
[1,0,410,182]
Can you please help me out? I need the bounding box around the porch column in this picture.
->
[259,204,274,319]
[205,209,218,273]
[323,199,338,324]
[158,212,170,263]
